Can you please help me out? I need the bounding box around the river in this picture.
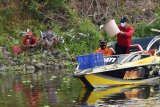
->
[0,70,160,107]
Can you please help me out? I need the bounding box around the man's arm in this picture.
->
[22,37,27,45]
[123,26,134,38]
[31,37,38,47]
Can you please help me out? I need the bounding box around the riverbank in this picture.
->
[0,46,76,74]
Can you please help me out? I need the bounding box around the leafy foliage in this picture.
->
[0,0,160,57]
[47,0,67,9]
[133,15,160,38]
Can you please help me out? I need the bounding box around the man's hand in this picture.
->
[120,31,125,37]
[120,31,124,34]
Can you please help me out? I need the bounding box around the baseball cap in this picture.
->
[120,16,129,23]
[26,32,33,36]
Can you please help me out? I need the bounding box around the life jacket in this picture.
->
[95,47,114,56]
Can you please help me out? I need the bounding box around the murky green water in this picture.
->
[0,71,160,107]
[0,70,81,107]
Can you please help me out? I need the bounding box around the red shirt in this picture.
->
[117,25,134,47]
[23,36,38,45]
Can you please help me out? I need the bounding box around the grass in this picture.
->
[0,1,160,59]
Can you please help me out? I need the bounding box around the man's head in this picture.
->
[120,16,129,28]
[100,40,107,50]
[26,31,33,38]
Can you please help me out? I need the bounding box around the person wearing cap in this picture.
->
[95,40,115,56]
[22,31,38,51]
[115,16,134,54]
[41,26,57,52]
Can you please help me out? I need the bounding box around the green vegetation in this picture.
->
[0,0,160,57]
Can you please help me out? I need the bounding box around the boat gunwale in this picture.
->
[74,61,160,76]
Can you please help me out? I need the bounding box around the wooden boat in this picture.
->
[74,36,160,88]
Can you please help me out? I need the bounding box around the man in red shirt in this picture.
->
[22,31,38,51]
[115,16,134,54]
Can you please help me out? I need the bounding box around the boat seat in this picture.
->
[148,49,155,55]
[126,44,143,54]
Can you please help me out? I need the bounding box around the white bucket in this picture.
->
[104,19,120,37]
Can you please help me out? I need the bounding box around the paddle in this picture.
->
[151,28,160,33]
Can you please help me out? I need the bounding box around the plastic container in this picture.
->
[104,19,120,37]
[12,45,22,55]
[76,53,104,69]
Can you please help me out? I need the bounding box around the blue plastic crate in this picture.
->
[76,53,104,69]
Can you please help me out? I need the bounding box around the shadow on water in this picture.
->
[77,82,160,107]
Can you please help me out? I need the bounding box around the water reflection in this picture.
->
[0,70,64,107]
[1,71,160,107]
[78,83,160,107]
